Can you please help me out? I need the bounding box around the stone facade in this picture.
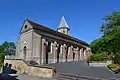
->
[15,16,91,65]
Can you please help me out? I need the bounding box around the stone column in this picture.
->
[62,44,67,62]
[41,38,46,65]
[60,45,63,55]
[74,47,79,61]
[71,46,74,61]
[84,48,91,60]
[78,48,80,61]
[68,46,73,61]
[84,49,87,60]
[53,42,58,63]
[67,46,71,61]
[40,37,42,64]
[37,37,41,65]
[50,42,53,54]
[86,48,92,59]
[80,48,84,60]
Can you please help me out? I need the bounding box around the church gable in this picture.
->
[20,20,33,34]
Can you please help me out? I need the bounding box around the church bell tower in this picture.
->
[57,16,70,35]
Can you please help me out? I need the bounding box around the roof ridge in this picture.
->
[27,19,60,34]
[26,19,89,46]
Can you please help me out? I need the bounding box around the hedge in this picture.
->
[89,53,105,61]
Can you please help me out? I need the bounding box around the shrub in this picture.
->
[107,64,117,69]
[89,53,105,61]
[0,53,5,67]
[113,52,120,64]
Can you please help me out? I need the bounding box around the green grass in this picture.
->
[107,64,117,69]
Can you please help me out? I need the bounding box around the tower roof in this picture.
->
[58,16,69,29]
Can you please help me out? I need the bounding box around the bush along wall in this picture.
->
[0,53,5,67]
[89,53,105,62]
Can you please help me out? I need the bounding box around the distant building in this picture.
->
[15,16,91,65]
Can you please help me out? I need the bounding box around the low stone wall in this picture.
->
[89,61,112,67]
[4,59,55,78]
[0,66,3,73]
[29,66,54,77]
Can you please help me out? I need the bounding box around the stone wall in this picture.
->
[89,61,112,67]
[4,59,55,78]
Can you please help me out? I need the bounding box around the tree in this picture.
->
[0,41,16,55]
[90,38,106,53]
[90,11,120,63]
[0,53,5,66]
[100,11,120,35]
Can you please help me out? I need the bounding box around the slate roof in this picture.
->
[58,16,69,29]
[26,19,89,47]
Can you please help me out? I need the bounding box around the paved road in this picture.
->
[1,61,120,80]
[46,61,120,79]
[0,74,56,80]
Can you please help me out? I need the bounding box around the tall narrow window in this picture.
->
[48,42,51,52]
[23,46,27,59]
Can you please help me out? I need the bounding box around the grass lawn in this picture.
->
[107,64,120,74]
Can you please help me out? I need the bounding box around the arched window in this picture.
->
[24,25,27,29]
[63,29,65,34]
[23,46,27,59]
[48,42,51,52]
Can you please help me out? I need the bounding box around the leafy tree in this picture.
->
[90,11,120,63]
[89,53,105,61]
[0,53,5,66]
[100,11,120,35]
[0,41,16,66]
[90,38,106,53]
[0,41,16,55]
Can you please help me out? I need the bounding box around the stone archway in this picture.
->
[73,52,75,61]
[66,47,68,62]
[45,41,51,64]
[23,46,27,60]
[57,44,60,63]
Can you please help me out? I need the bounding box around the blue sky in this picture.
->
[0,0,120,44]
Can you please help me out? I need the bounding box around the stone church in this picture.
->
[16,16,91,65]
